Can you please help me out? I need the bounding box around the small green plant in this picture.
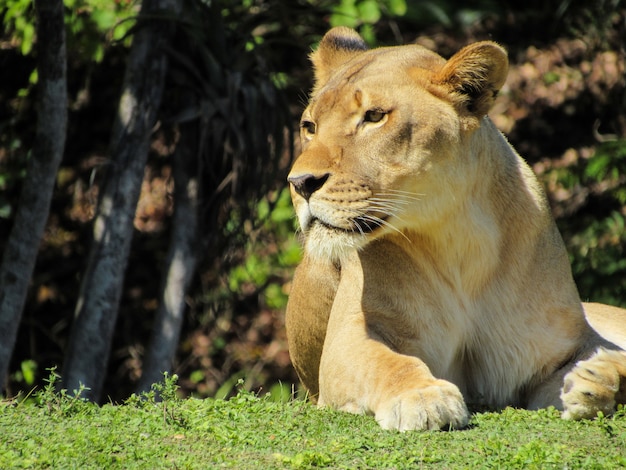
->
[125,372,188,428]
[151,371,181,403]
[33,367,92,417]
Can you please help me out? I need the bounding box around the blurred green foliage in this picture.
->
[327,0,502,44]
[64,0,137,62]
[557,140,626,306]
[2,0,137,60]
[2,0,36,55]
[0,0,137,218]
[228,188,300,311]
[330,0,406,43]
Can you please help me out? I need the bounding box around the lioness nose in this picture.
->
[287,173,330,201]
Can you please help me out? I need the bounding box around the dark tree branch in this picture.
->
[61,0,182,401]
[138,120,200,394]
[0,0,67,393]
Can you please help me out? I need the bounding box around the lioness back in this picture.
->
[285,27,626,431]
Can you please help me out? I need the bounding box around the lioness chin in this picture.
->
[285,27,626,432]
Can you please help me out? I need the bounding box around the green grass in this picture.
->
[1,374,625,469]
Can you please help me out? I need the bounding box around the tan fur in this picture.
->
[286,27,626,431]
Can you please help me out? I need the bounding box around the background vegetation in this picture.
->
[0,0,625,402]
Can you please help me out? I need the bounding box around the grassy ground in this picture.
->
[1,374,625,469]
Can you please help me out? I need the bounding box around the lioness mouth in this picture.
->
[312,215,388,235]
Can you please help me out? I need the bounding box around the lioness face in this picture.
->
[288,30,506,261]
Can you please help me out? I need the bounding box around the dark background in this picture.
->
[1,0,625,401]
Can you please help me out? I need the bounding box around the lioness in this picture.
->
[285,27,626,431]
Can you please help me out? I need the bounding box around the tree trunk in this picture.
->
[61,0,182,401]
[0,0,67,393]
[137,121,200,393]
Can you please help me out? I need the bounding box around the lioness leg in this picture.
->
[561,348,626,419]
[319,327,469,431]
[285,255,340,400]
[318,248,469,432]
[583,302,626,349]
[527,338,626,419]
[373,376,470,431]
[318,317,469,431]
[556,303,626,419]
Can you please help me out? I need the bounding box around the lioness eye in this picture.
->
[301,120,316,135]
[364,109,386,123]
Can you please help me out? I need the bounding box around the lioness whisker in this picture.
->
[378,189,425,201]
[370,194,423,208]
[368,198,412,207]
[353,219,367,236]
[365,203,409,223]
[344,206,396,222]
[341,203,409,229]
[358,214,411,244]
[367,201,405,214]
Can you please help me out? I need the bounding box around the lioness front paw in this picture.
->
[375,380,469,431]
[561,348,626,420]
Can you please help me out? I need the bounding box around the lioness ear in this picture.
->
[434,41,508,128]
[310,27,368,94]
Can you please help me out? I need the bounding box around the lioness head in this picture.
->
[288,27,508,260]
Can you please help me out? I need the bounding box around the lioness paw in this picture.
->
[561,348,626,420]
[375,380,469,432]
